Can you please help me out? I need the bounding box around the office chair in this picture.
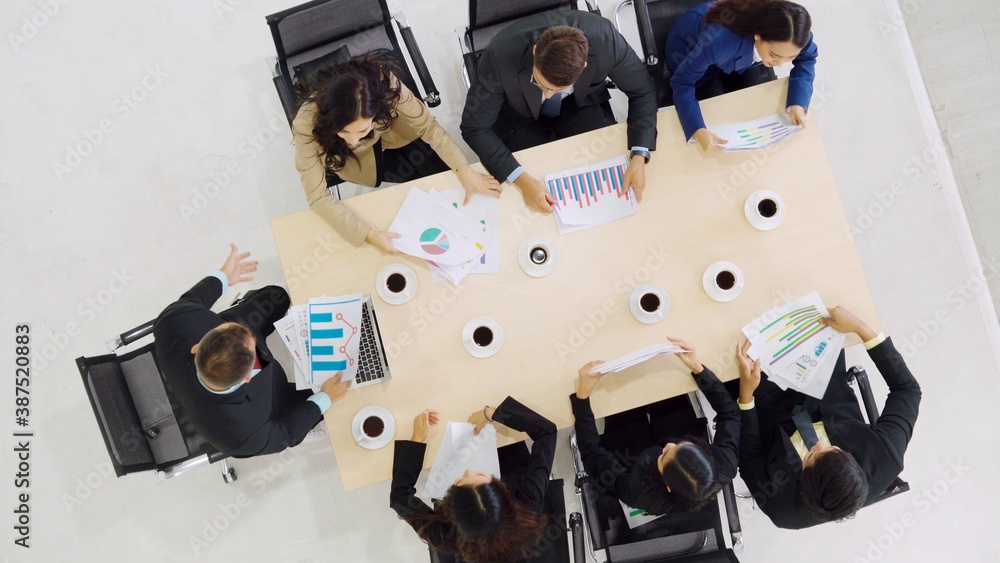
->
[613,0,704,108]
[848,366,911,505]
[570,391,743,563]
[76,320,236,484]
[458,0,601,89]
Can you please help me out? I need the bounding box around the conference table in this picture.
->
[270,79,879,491]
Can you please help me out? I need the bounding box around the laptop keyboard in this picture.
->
[356,302,386,385]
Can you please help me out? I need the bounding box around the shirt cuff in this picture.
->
[209,271,228,294]
[864,332,887,350]
[738,399,755,411]
[630,146,649,152]
[307,392,332,414]
[506,166,525,183]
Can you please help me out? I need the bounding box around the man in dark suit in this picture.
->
[461,10,657,214]
[154,244,350,458]
[734,306,921,529]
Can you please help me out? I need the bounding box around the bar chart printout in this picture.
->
[707,114,803,152]
[742,292,845,399]
[308,293,363,387]
[544,155,638,235]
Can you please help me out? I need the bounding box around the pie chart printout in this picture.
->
[420,228,450,255]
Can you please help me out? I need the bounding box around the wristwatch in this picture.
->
[630,149,650,163]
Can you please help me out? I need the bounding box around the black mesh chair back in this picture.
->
[77,343,217,478]
[631,0,705,107]
[267,0,419,124]
[849,366,912,506]
[468,0,577,55]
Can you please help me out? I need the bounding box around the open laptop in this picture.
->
[350,296,392,389]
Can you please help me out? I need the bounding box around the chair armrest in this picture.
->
[582,0,601,15]
[569,512,586,562]
[632,0,659,66]
[848,366,880,426]
[721,482,742,545]
[109,320,156,351]
[393,12,441,107]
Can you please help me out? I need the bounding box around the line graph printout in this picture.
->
[308,293,362,387]
[742,292,845,399]
[706,114,802,152]
[545,155,638,235]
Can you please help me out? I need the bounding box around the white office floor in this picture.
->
[2,0,999,561]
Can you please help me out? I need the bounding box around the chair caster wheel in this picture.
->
[223,468,237,483]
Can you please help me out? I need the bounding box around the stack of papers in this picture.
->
[706,114,802,152]
[423,422,501,499]
[741,292,845,399]
[589,342,688,375]
[273,293,363,391]
[389,187,490,285]
[619,500,663,529]
[431,189,501,279]
[545,156,638,235]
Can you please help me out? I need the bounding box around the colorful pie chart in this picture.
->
[419,228,450,255]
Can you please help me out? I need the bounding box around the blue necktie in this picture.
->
[791,406,819,450]
[540,94,561,119]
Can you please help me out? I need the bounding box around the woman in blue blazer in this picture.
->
[666,0,817,151]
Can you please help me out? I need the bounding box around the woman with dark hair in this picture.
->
[293,54,500,253]
[570,337,739,515]
[665,0,818,151]
[390,397,556,562]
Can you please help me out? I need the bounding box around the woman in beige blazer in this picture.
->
[293,56,500,253]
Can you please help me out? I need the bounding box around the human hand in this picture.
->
[468,406,497,436]
[694,128,727,152]
[623,157,646,202]
[514,174,554,214]
[219,243,258,286]
[411,409,439,443]
[735,339,761,404]
[576,361,606,400]
[820,306,876,341]
[456,164,502,204]
[667,337,702,374]
[320,373,351,402]
[788,105,809,127]
[365,230,402,254]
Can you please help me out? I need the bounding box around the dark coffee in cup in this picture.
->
[473,326,494,347]
[716,271,736,291]
[639,293,660,312]
[386,272,406,293]
[757,198,778,218]
[530,247,548,265]
[362,416,384,439]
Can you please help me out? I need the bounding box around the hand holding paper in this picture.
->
[589,342,689,375]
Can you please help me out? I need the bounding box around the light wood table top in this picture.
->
[270,79,878,491]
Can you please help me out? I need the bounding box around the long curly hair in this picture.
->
[300,53,401,172]
[404,479,549,563]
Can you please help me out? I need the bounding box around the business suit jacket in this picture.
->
[665,2,819,140]
[461,10,657,181]
[739,338,921,529]
[570,367,739,514]
[293,75,468,247]
[390,396,557,555]
[153,276,322,457]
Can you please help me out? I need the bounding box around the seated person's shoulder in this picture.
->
[293,101,319,132]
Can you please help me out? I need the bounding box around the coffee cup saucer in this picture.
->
[352,406,395,450]
[375,263,417,305]
[703,261,745,303]
[518,237,559,278]
[629,284,669,324]
[462,316,504,359]
[744,190,785,231]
